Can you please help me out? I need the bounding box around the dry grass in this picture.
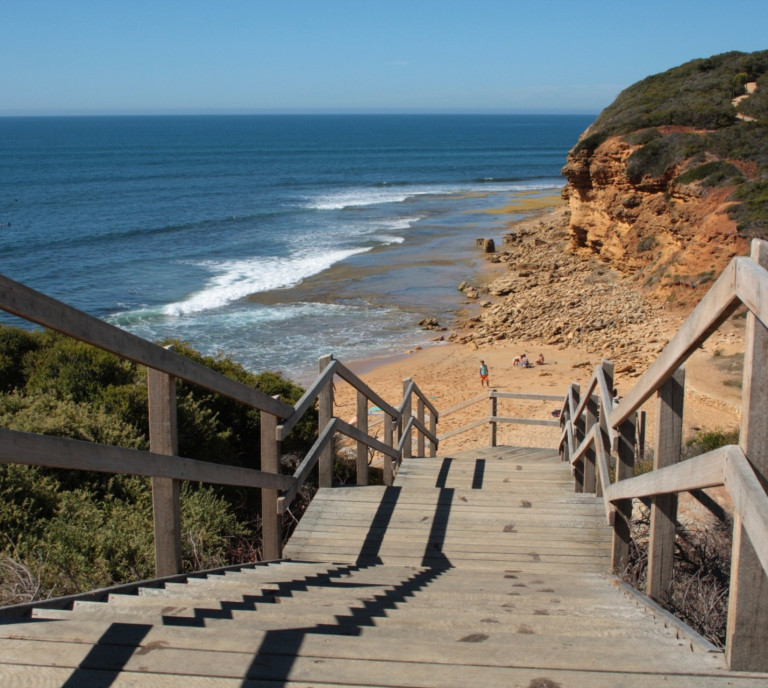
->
[622,505,732,647]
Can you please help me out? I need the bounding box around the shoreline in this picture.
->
[332,201,745,454]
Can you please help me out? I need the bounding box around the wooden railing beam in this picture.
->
[0,275,294,420]
[609,260,740,427]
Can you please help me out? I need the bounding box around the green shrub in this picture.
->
[728,179,768,237]
[627,133,705,184]
[0,323,319,602]
[684,428,740,458]
[675,161,742,186]
[575,50,768,237]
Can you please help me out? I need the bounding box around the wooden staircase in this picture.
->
[2,446,766,686]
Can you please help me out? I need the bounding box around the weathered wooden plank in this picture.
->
[493,392,565,401]
[149,366,182,577]
[724,447,768,577]
[0,629,726,676]
[277,418,337,512]
[490,416,560,427]
[734,252,768,331]
[0,427,293,491]
[726,239,768,672]
[334,360,401,421]
[437,416,489,441]
[440,391,489,417]
[4,663,763,688]
[605,449,727,503]
[276,358,337,440]
[647,367,685,603]
[261,407,282,561]
[0,273,294,419]
[609,259,740,427]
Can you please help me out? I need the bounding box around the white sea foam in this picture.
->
[117,248,365,319]
[307,181,563,210]
[373,235,405,244]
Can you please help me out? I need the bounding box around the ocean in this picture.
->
[0,114,593,381]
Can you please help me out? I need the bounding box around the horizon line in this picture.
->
[0,110,599,118]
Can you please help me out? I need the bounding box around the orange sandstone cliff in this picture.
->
[561,132,748,303]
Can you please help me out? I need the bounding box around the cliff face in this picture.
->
[561,133,747,302]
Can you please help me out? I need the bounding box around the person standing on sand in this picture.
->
[479,360,489,387]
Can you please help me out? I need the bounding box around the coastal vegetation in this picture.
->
[0,325,317,604]
[625,428,739,647]
[575,50,768,237]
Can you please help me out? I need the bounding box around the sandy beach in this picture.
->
[332,203,745,458]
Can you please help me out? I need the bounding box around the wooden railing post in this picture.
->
[260,407,282,560]
[647,367,685,603]
[401,378,412,459]
[148,366,182,577]
[383,413,394,485]
[725,239,768,671]
[489,390,498,448]
[318,355,334,488]
[597,360,615,500]
[571,383,583,491]
[417,397,425,457]
[583,392,598,494]
[611,413,636,575]
[428,411,437,458]
[356,390,369,485]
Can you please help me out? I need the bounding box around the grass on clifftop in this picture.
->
[573,49,768,238]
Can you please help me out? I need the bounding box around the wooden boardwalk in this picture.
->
[2,446,767,686]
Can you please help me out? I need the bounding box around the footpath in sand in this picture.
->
[333,200,745,456]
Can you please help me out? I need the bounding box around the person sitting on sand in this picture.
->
[520,354,530,368]
[479,360,489,387]
[536,353,545,366]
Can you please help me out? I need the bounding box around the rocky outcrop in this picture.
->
[450,207,675,375]
[561,133,747,306]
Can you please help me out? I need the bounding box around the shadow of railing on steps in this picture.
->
[557,238,768,673]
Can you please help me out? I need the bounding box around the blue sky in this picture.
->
[2,0,766,116]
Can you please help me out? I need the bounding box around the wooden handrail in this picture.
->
[273,360,439,514]
[0,274,294,420]
[277,359,339,440]
[493,391,564,401]
[0,270,442,579]
[334,362,400,421]
[440,392,489,417]
[605,448,728,502]
[557,239,768,671]
[277,418,339,513]
[609,260,740,427]
[440,390,564,444]
[0,428,293,492]
[725,447,768,576]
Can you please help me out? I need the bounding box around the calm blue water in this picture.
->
[0,115,592,380]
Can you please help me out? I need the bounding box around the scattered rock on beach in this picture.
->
[449,206,674,376]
